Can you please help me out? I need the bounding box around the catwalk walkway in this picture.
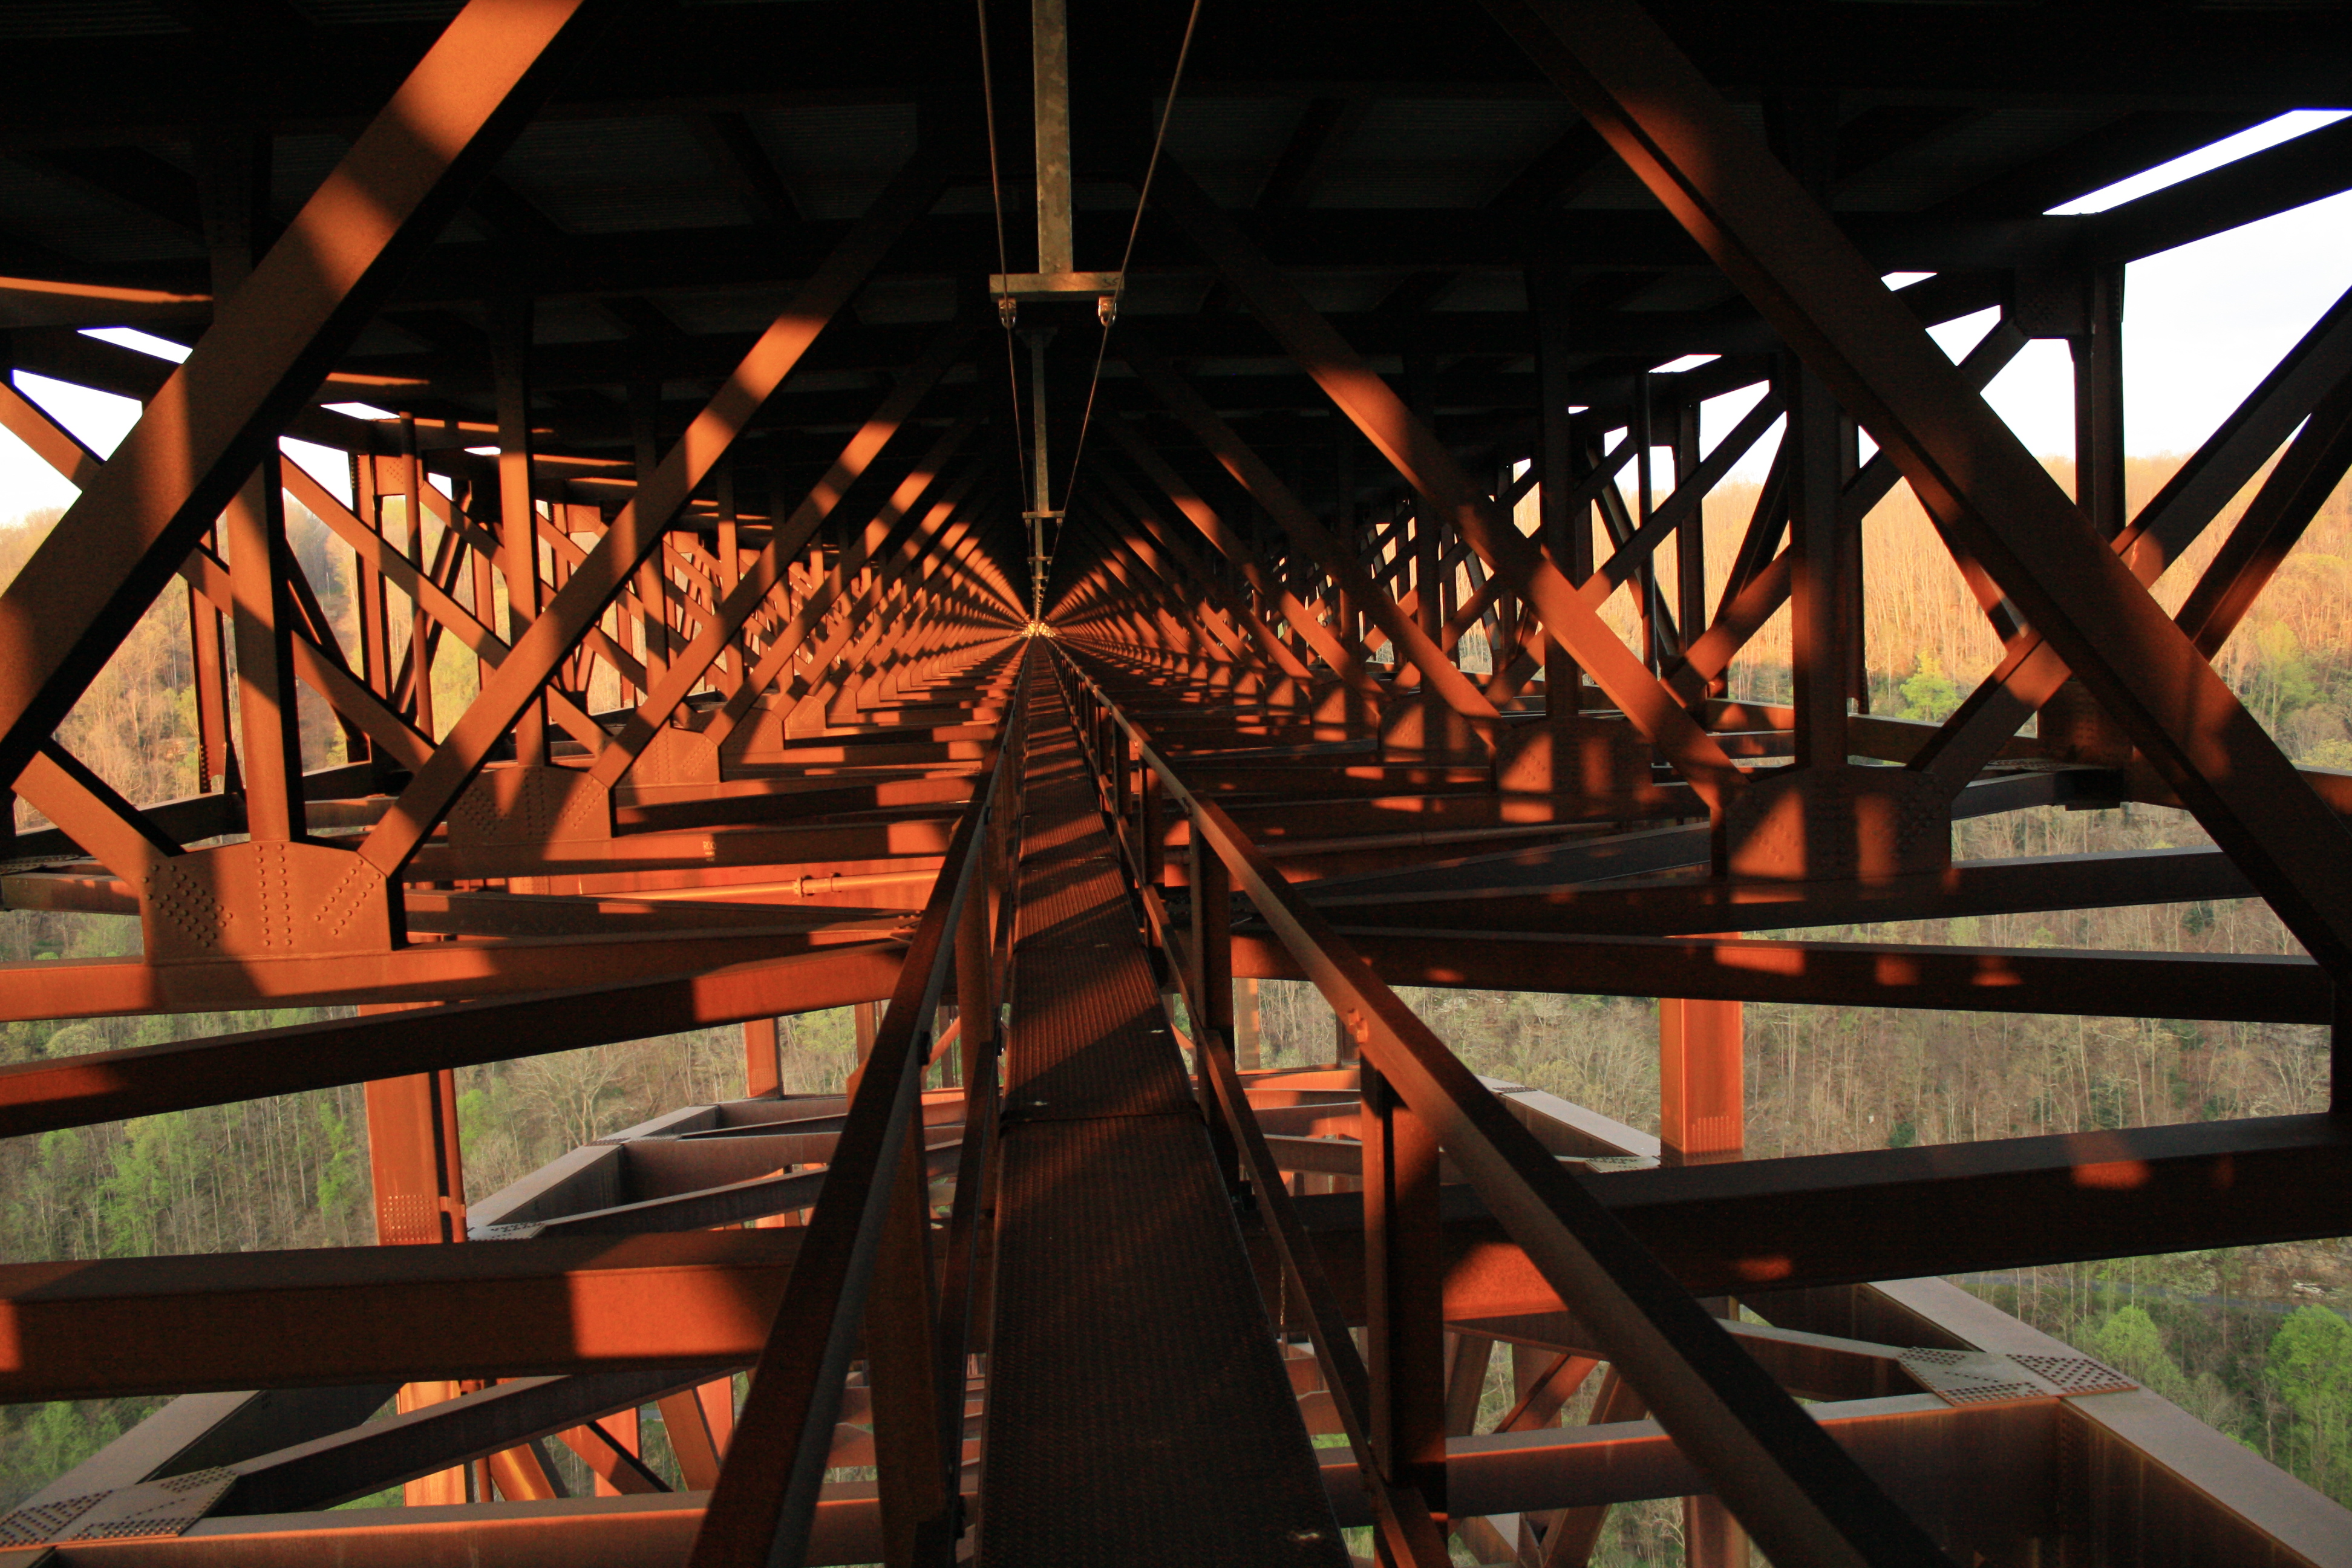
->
[976,667,1347,1566]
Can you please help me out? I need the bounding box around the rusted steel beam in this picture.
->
[279,462,609,753]
[203,129,307,843]
[217,1368,716,1516]
[1859,1277,2352,1567]
[1308,1394,2054,1553]
[1155,166,1748,808]
[703,431,982,751]
[1184,916,1452,1564]
[1292,845,2258,938]
[1481,0,2352,974]
[0,1232,800,1402]
[0,942,902,1137]
[1230,929,2330,1024]
[688,713,1007,1567]
[1101,416,1359,691]
[593,321,978,786]
[1264,1112,2352,1318]
[8,1111,2341,1405]
[0,0,628,791]
[1070,511,1264,675]
[365,1057,469,1246]
[359,155,946,880]
[1362,1066,1451,1522]
[2176,369,2352,658]
[1085,474,1310,682]
[0,918,909,1024]
[12,743,178,883]
[504,1137,963,1240]
[400,890,913,939]
[1063,658,1949,1568]
[0,1489,930,1566]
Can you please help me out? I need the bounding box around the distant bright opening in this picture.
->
[2045,109,2351,215]
[79,325,190,364]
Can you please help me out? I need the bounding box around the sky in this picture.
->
[2,113,2347,526]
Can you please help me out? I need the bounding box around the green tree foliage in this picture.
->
[0,1398,165,1513]
[2267,1306,2352,1500]
[1899,652,1962,722]
[2079,1304,2238,1431]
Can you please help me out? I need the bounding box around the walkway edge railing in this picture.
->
[1049,647,1956,1568]
[687,659,1027,1568]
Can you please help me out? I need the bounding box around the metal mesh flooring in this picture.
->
[978,684,1347,1567]
[1004,948,1194,1120]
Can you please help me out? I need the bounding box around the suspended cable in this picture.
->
[975,0,1034,515]
[1057,0,1206,531]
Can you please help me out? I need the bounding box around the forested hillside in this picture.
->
[5,449,2352,1535]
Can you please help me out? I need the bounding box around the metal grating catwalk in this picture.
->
[976,683,1349,1566]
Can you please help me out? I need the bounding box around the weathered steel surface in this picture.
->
[979,685,1345,1566]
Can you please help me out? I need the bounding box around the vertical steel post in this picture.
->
[866,1126,949,1567]
[491,297,546,766]
[1405,354,1445,650]
[714,457,743,693]
[744,1017,782,1098]
[400,412,436,740]
[629,382,671,693]
[1661,951,1748,1566]
[364,1065,465,1245]
[468,478,497,693]
[2334,982,2350,1117]
[189,584,234,789]
[1362,1063,1446,1534]
[363,1018,471,1506]
[1659,993,1743,1165]
[1636,370,1657,671]
[1030,0,1073,276]
[201,128,303,841]
[1530,263,1586,716]
[1236,976,1263,1071]
[222,465,304,839]
[2074,265,2127,540]
[1138,762,1164,888]
[1841,410,1869,715]
[956,843,995,1093]
[1674,391,1705,655]
[1189,830,1242,1192]
[1787,359,1851,771]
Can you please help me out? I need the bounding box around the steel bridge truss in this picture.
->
[0,0,2350,1563]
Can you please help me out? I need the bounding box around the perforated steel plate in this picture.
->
[0,1468,237,1546]
[1900,1346,2136,1407]
[2013,1353,2135,1396]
